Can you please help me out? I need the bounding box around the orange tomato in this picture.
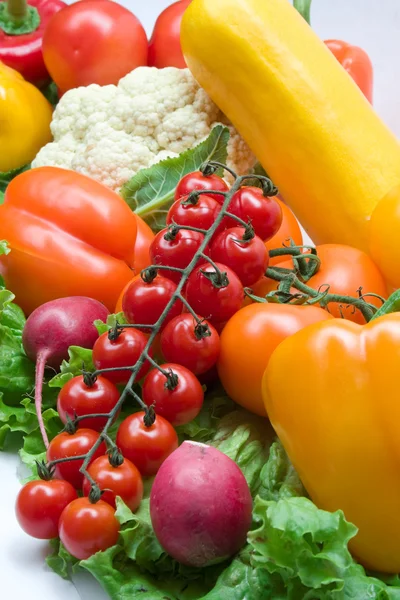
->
[265,197,303,265]
[0,167,137,314]
[217,303,332,417]
[253,244,387,324]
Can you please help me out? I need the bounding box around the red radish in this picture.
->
[22,297,109,449]
[150,441,252,567]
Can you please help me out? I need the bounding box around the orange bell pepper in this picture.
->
[0,167,137,314]
[263,313,400,573]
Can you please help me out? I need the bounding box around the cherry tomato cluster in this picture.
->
[15,166,282,561]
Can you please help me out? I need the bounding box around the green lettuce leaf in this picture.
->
[121,125,230,231]
[259,440,307,501]
[0,164,31,196]
[94,312,128,336]
[48,345,95,389]
[176,386,235,442]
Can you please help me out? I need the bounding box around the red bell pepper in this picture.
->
[0,0,65,87]
[293,0,373,103]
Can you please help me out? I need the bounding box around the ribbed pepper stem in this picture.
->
[293,0,312,25]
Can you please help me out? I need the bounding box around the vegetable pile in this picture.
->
[3,0,400,599]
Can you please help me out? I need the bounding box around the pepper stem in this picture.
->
[0,0,40,35]
[293,0,312,25]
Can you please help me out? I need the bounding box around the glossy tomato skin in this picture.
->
[142,364,204,426]
[47,429,107,489]
[166,195,222,233]
[185,262,244,325]
[116,411,178,476]
[210,227,269,286]
[150,228,207,284]
[148,0,191,68]
[15,479,77,539]
[59,497,119,560]
[264,198,303,265]
[82,455,143,511]
[225,187,282,242]
[175,171,229,204]
[42,0,148,92]
[217,303,332,416]
[57,375,120,431]
[92,329,152,384]
[259,244,388,324]
[160,313,220,374]
[122,274,183,331]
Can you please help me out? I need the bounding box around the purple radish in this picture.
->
[150,440,253,567]
[22,296,109,448]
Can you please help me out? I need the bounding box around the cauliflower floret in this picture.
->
[33,67,255,192]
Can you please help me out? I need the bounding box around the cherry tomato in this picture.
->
[116,411,178,476]
[265,198,303,266]
[160,313,220,374]
[92,328,152,385]
[257,244,388,324]
[225,187,282,241]
[185,262,244,325]
[122,274,183,331]
[57,375,120,431]
[166,194,222,233]
[150,228,208,284]
[59,497,119,560]
[142,364,204,426]
[15,479,77,540]
[47,429,107,489]
[82,455,143,512]
[148,0,191,68]
[42,0,148,93]
[210,227,269,286]
[217,303,332,417]
[175,171,229,204]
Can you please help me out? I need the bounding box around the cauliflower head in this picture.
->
[32,68,256,192]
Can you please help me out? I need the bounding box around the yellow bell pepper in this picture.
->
[263,313,400,573]
[0,62,52,172]
[181,0,400,251]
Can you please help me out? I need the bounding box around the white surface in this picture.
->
[2,1,400,598]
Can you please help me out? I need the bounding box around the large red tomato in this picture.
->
[217,303,332,417]
[148,0,191,68]
[42,0,148,92]
[255,244,387,323]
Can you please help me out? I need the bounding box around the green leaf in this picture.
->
[19,407,63,479]
[48,345,95,389]
[259,440,307,501]
[41,81,59,108]
[370,289,400,320]
[94,312,127,336]
[46,539,78,579]
[121,125,230,232]
[0,240,10,255]
[0,163,31,193]
[176,386,235,442]
[0,395,42,450]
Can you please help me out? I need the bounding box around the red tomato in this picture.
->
[47,429,107,489]
[59,497,119,560]
[225,187,282,241]
[148,0,191,68]
[166,194,222,233]
[150,228,207,284]
[92,328,152,384]
[175,171,229,204]
[185,262,244,325]
[210,227,269,286]
[160,313,220,374]
[42,0,148,93]
[265,198,303,265]
[15,479,77,540]
[116,411,178,476]
[82,455,143,512]
[57,375,120,431]
[122,274,183,331]
[142,364,204,426]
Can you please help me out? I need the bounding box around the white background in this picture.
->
[1,1,400,598]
